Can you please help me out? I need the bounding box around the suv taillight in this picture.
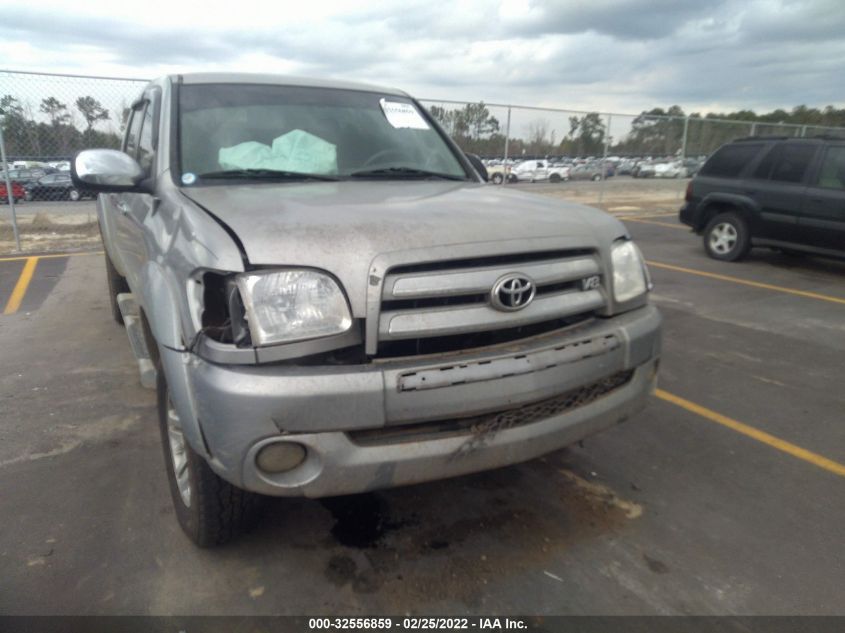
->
[685,180,693,202]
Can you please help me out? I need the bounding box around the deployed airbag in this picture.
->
[218,130,337,174]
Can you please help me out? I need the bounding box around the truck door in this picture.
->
[112,93,159,292]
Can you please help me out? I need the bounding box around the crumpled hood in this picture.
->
[182,181,625,316]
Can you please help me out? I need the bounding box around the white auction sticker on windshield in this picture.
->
[380,99,429,130]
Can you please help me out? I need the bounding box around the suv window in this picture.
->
[815,146,845,190]
[700,143,763,178]
[753,143,816,183]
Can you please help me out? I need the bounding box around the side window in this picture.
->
[700,143,763,178]
[814,146,845,190]
[752,144,779,180]
[769,144,816,184]
[137,104,155,177]
[124,106,144,157]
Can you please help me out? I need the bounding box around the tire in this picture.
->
[24,190,33,202]
[703,212,751,262]
[592,174,601,181]
[549,173,561,183]
[68,188,81,202]
[491,173,504,184]
[104,252,130,325]
[157,368,261,547]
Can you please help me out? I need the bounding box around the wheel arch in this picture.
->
[695,194,758,233]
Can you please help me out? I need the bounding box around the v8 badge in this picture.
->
[581,275,601,291]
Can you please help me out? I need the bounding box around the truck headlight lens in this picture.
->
[236,270,352,346]
[611,240,649,303]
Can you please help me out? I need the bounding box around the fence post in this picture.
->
[0,121,21,252]
[677,115,690,200]
[597,113,611,205]
[502,106,511,185]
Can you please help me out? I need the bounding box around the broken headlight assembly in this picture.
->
[199,269,353,348]
[611,239,652,304]
[235,269,352,346]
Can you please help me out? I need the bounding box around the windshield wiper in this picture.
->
[195,169,339,182]
[348,166,467,181]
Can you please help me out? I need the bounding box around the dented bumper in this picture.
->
[171,304,661,497]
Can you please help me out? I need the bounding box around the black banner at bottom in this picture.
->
[0,616,841,633]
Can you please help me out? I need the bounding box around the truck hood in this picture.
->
[182,181,624,316]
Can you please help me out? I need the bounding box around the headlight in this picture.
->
[236,269,352,346]
[611,240,649,303]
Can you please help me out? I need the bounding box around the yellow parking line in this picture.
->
[624,217,687,230]
[0,250,103,263]
[656,389,845,477]
[3,256,39,315]
[647,260,845,306]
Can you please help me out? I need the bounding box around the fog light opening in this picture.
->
[256,442,307,474]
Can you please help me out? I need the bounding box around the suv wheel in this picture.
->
[157,369,262,547]
[703,212,751,261]
[491,173,504,184]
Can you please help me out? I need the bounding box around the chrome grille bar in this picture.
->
[380,289,604,341]
[383,256,600,300]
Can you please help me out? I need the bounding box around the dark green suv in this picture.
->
[679,137,845,261]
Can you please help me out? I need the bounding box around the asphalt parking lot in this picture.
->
[1,202,843,615]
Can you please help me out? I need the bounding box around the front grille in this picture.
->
[376,312,593,358]
[374,249,606,357]
[348,369,634,446]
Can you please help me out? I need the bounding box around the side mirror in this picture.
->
[465,153,489,182]
[72,149,144,192]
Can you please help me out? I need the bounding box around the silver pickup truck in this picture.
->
[72,73,661,547]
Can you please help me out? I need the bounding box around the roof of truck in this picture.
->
[165,72,409,97]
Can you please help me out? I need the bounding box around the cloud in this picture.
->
[0,0,842,116]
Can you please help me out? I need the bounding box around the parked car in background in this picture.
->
[3,167,57,185]
[632,162,656,178]
[653,161,685,178]
[25,172,95,201]
[680,137,845,261]
[0,180,26,203]
[682,157,705,178]
[487,163,516,184]
[569,163,610,181]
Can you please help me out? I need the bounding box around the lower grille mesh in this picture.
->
[348,369,635,446]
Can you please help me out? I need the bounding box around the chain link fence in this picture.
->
[3,69,845,250]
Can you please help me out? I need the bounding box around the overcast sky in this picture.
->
[1,0,843,115]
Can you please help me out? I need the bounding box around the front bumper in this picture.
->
[167,304,661,497]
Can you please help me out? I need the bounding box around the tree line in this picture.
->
[0,94,127,160]
[428,102,845,159]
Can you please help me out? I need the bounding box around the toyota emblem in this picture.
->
[491,274,536,311]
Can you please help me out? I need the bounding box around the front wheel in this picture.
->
[157,369,262,547]
[703,212,751,261]
[68,188,81,202]
[491,173,504,184]
[592,174,601,181]
[24,190,33,202]
[549,173,561,183]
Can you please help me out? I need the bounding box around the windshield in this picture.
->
[178,83,468,182]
